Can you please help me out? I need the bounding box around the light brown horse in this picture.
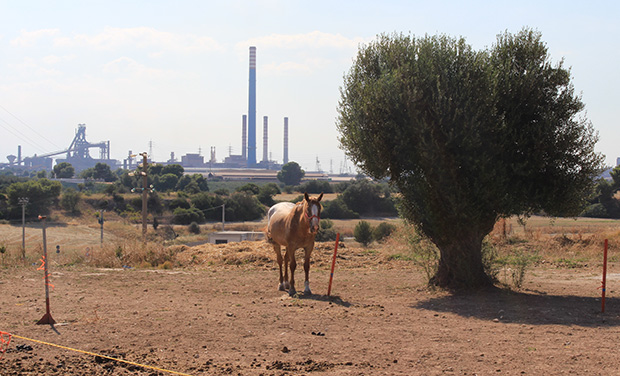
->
[266,192,323,296]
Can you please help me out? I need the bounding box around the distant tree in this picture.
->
[161,164,184,178]
[154,173,179,192]
[60,188,81,213]
[80,163,117,182]
[36,170,46,179]
[53,162,75,178]
[175,174,208,193]
[237,183,260,194]
[257,183,281,207]
[337,29,604,287]
[6,178,62,218]
[354,221,373,246]
[277,161,305,186]
[300,180,333,194]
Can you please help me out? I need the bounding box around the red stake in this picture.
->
[602,238,608,314]
[36,216,55,325]
[327,233,340,296]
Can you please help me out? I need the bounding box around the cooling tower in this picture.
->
[247,46,257,167]
[283,117,289,164]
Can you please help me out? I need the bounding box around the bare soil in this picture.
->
[1,239,620,375]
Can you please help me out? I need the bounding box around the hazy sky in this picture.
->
[0,1,618,172]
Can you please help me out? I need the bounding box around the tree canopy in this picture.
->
[337,29,604,288]
[277,162,305,186]
[53,162,75,178]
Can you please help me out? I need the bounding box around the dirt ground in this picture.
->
[1,239,620,375]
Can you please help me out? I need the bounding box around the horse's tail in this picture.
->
[261,225,274,244]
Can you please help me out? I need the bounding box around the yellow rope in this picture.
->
[5,333,193,376]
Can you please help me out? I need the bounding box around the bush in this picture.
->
[354,220,373,246]
[316,219,338,242]
[299,180,333,194]
[60,188,81,213]
[372,222,396,242]
[172,207,205,225]
[321,198,359,219]
[188,222,201,234]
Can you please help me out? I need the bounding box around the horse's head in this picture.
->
[304,192,323,234]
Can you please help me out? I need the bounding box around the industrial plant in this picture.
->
[1,46,316,178]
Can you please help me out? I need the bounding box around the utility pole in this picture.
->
[98,210,104,245]
[128,152,151,241]
[18,197,28,260]
[221,204,225,231]
[140,152,148,240]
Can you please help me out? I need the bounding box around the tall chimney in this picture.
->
[262,116,268,163]
[242,114,247,160]
[283,117,289,164]
[18,145,22,166]
[247,46,257,167]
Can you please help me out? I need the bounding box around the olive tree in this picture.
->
[337,29,603,288]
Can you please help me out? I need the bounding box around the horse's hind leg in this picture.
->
[287,248,297,297]
[303,246,313,295]
[274,244,286,291]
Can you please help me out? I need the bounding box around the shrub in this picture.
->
[188,222,201,234]
[299,180,333,194]
[172,207,205,225]
[321,198,359,219]
[60,188,81,213]
[316,219,338,242]
[372,222,396,242]
[354,220,373,246]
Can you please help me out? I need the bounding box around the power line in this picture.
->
[0,103,64,152]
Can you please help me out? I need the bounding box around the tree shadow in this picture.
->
[412,286,620,328]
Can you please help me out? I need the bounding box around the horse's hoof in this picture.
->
[288,288,297,297]
[283,281,291,289]
[304,288,312,295]
[278,283,286,291]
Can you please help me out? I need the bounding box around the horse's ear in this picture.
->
[304,192,310,202]
[318,193,323,201]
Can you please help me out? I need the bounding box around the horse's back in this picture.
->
[267,202,296,244]
[268,202,295,224]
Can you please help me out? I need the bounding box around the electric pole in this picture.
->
[98,210,104,245]
[140,152,148,240]
[18,197,28,259]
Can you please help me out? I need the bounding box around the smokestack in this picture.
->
[242,115,247,160]
[18,145,22,166]
[283,117,289,164]
[247,46,257,167]
[262,116,268,163]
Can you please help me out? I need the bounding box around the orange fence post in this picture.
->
[327,233,340,296]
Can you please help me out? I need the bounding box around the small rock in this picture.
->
[281,346,290,353]
[493,318,500,323]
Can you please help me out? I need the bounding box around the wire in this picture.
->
[1,332,193,376]
[0,104,64,151]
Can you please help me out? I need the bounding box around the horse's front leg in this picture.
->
[303,245,313,295]
[283,247,290,290]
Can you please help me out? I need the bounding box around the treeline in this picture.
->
[0,164,399,224]
[582,166,620,218]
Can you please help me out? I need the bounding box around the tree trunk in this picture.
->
[430,232,493,289]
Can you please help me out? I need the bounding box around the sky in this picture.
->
[0,0,618,172]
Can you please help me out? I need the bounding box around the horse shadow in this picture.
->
[294,293,352,307]
[412,286,620,328]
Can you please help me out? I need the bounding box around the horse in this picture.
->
[266,192,323,296]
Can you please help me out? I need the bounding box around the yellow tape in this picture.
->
[6,333,193,376]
